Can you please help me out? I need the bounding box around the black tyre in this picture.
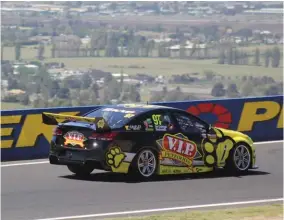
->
[130,149,158,180]
[67,164,94,177]
[225,143,252,173]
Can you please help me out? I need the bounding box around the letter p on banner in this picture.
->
[238,101,281,132]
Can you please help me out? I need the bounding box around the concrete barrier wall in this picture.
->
[1,95,283,161]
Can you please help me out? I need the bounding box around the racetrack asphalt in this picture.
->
[1,142,283,220]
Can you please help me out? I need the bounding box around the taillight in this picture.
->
[89,132,118,141]
[53,127,62,136]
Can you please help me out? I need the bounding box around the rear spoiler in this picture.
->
[42,112,110,131]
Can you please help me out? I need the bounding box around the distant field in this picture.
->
[3,44,282,81]
[3,44,281,60]
[1,102,30,110]
[41,57,283,81]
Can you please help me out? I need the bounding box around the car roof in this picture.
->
[108,103,178,112]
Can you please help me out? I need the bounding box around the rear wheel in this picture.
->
[225,143,251,173]
[130,149,158,180]
[67,164,94,177]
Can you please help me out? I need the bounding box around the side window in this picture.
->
[151,112,175,132]
[173,112,207,133]
[125,115,154,132]
[143,117,154,132]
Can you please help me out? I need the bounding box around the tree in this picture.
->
[150,92,165,102]
[81,73,92,89]
[63,76,81,89]
[51,43,56,58]
[179,43,186,59]
[57,88,70,99]
[18,93,30,105]
[204,70,215,81]
[241,81,254,97]
[37,43,45,60]
[227,47,233,65]
[235,28,252,42]
[49,80,60,98]
[1,43,4,61]
[264,84,281,96]
[271,47,281,68]
[15,42,21,60]
[120,68,124,92]
[90,82,99,99]
[242,76,247,82]
[218,50,226,64]
[34,66,52,107]
[253,48,260,66]
[264,49,271,67]
[125,85,141,102]
[211,82,225,97]
[226,83,240,97]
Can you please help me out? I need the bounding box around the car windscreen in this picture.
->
[84,107,143,129]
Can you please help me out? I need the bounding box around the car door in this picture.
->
[148,109,179,145]
[169,110,208,165]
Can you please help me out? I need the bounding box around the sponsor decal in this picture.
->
[156,133,201,171]
[63,131,87,148]
[106,146,126,168]
[152,114,162,126]
[155,125,167,131]
[97,119,105,129]
[238,101,283,131]
[187,103,232,129]
[124,113,135,118]
[159,165,213,175]
[125,125,142,131]
[201,128,235,167]
[187,101,283,132]
[0,111,79,149]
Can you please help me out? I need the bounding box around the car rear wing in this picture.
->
[42,112,110,132]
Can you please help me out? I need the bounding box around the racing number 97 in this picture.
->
[152,114,162,126]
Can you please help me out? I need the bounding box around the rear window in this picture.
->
[85,107,144,129]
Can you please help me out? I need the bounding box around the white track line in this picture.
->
[1,161,49,167]
[1,140,283,168]
[254,140,283,145]
[33,198,284,220]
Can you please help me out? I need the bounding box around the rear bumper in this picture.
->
[49,154,109,170]
[48,141,111,171]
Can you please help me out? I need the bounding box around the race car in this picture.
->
[42,103,257,179]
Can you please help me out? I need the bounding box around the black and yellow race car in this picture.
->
[42,104,257,179]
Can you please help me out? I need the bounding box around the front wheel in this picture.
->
[130,149,158,180]
[225,143,252,173]
[67,164,94,177]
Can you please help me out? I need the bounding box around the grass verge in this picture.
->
[106,203,283,220]
[1,102,31,110]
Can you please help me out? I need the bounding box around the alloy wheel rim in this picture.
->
[233,145,251,170]
[137,150,156,177]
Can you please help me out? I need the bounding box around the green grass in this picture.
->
[106,203,283,220]
[1,102,31,110]
[3,45,52,61]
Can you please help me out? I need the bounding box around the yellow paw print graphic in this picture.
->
[202,128,235,167]
[106,147,126,168]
